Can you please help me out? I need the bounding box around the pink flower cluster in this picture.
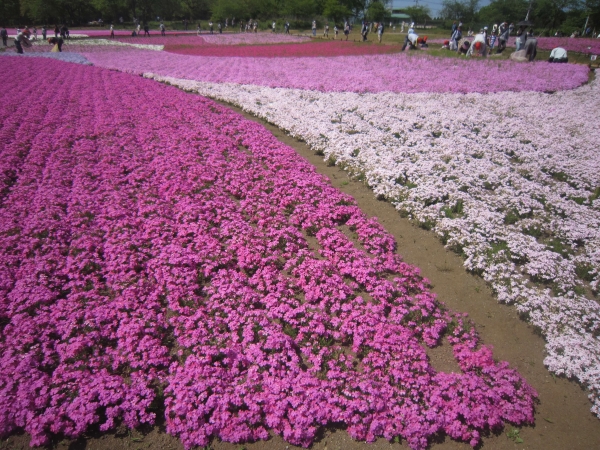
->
[535,37,600,55]
[0,57,536,449]
[82,48,589,94]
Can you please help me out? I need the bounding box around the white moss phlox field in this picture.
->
[148,74,600,416]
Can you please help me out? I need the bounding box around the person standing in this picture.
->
[344,21,350,41]
[54,25,59,37]
[361,21,369,41]
[324,23,329,37]
[523,36,538,61]
[451,21,457,37]
[334,25,338,39]
[312,20,317,37]
[496,22,509,53]
[377,21,384,43]
[209,21,214,34]
[136,23,141,36]
[197,24,201,35]
[450,25,462,51]
[144,23,149,36]
[110,24,114,38]
[218,22,222,33]
[272,21,276,33]
[0,26,7,46]
[160,22,165,36]
[42,25,47,40]
[285,21,290,34]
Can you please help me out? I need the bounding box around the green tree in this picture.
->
[532,0,582,31]
[404,5,432,24]
[211,0,249,21]
[366,0,390,21]
[282,0,318,19]
[477,0,528,26]
[440,0,479,23]
[323,0,350,22]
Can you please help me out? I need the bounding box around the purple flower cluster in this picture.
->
[0,57,536,449]
[81,48,589,94]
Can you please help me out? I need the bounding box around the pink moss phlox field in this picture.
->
[0,57,536,449]
[82,48,589,93]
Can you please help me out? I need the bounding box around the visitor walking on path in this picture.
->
[312,20,317,37]
[361,21,369,41]
[144,24,149,36]
[110,24,114,38]
[334,25,338,39]
[42,26,46,40]
[136,23,141,36]
[285,22,290,34]
[344,21,350,40]
[1,26,7,46]
[160,22,165,36]
[209,22,214,34]
[272,21,276,33]
[218,22,222,33]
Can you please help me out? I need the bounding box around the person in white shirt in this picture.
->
[548,47,567,63]
[402,28,418,51]
[466,30,487,57]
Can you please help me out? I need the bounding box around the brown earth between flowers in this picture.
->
[4,99,600,450]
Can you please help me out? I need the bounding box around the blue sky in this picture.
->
[391,0,491,18]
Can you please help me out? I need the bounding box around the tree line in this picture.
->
[436,0,599,35]
[0,0,392,27]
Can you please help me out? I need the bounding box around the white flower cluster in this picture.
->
[145,73,600,416]
[50,38,164,51]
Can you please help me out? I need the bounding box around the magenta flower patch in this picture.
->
[0,57,536,449]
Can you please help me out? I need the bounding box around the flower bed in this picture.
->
[152,75,600,417]
[200,32,310,45]
[0,57,536,450]
[82,49,589,93]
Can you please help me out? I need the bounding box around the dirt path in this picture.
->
[5,99,600,450]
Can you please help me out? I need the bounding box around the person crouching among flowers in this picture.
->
[48,36,64,52]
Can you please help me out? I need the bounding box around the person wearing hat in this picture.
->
[14,27,32,53]
[466,29,487,57]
